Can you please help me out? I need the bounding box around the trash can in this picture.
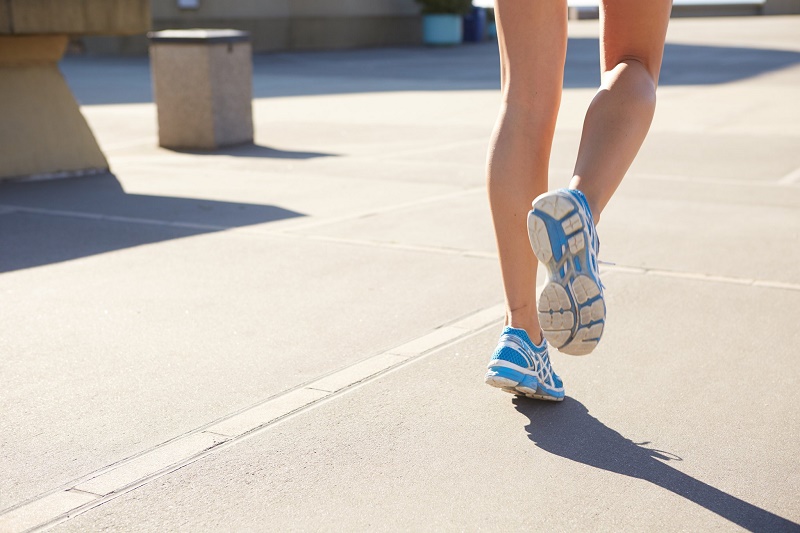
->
[463,8,487,43]
[148,29,254,150]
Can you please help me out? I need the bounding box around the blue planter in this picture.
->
[463,7,487,42]
[422,14,463,46]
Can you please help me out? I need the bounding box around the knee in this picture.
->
[504,88,561,113]
[500,84,562,129]
[501,68,563,112]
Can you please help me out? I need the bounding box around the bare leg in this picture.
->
[488,0,568,341]
[570,0,673,221]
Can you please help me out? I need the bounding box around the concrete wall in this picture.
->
[671,4,762,17]
[0,0,150,35]
[83,0,422,55]
[671,0,800,16]
[762,0,800,14]
[80,0,800,55]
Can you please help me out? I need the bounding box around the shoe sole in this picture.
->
[528,191,605,356]
[485,365,564,402]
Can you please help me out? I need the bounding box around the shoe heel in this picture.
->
[485,365,521,388]
[527,210,554,264]
[485,366,538,395]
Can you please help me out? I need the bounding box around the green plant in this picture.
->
[416,0,474,15]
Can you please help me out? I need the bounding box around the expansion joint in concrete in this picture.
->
[0,303,506,533]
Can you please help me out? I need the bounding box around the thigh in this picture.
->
[494,0,568,104]
[600,0,672,82]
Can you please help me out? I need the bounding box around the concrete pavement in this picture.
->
[1,15,799,532]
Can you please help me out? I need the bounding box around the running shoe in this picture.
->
[528,188,605,356]
[485,326,564,401]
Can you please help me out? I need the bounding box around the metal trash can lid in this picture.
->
[148,29,250,44]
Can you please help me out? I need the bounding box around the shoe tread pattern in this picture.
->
[485,372,563,402]
[529,191,605,356]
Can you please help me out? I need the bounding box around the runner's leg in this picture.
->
[569,0,672,220]
[488,0,568,339]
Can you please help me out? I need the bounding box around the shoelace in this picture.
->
[540,350,556,384]
[585,217,606,290]
[578,197,607,291]
[501,332,558,386]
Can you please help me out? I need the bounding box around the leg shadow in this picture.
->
[513,397,799,532]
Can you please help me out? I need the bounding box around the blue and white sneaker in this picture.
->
[485,326,564,401]
[528,188,605,356]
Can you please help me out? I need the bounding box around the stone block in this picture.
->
[0,34,66,65]
[149,29,254,150]
[0,1,149,179]
[0,35,108,180]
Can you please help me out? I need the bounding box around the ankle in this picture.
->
[588,201,601,225]
[505,319,543,345]
[566,182,601,225]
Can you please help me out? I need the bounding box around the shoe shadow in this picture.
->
[513,396,799,532]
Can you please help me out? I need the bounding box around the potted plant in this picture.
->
[416,0,474,46]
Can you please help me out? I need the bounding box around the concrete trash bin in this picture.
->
[148,29,254,150]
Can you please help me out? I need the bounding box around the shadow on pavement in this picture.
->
[251,39,800,96]
[168,143,337,160]
[63,39,800,105]
[513,396,799,532]
[0,173,305,273]
[567,38,800,87]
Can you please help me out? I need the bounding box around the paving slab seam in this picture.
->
[604,264,800,292]
[0,202,499,261]
[274,186,484,232]
[0,185,485,237]
[99,137,159,152]
[550,167,800,189]
[31,323,507,532]
[276,233,498,259]
[0,205,231,232]
[355,137,489,162]
[0,303,506,533]
[2,200,797,291]
[635,172,794,188]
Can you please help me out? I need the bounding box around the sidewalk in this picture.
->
[1,16,799,532]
